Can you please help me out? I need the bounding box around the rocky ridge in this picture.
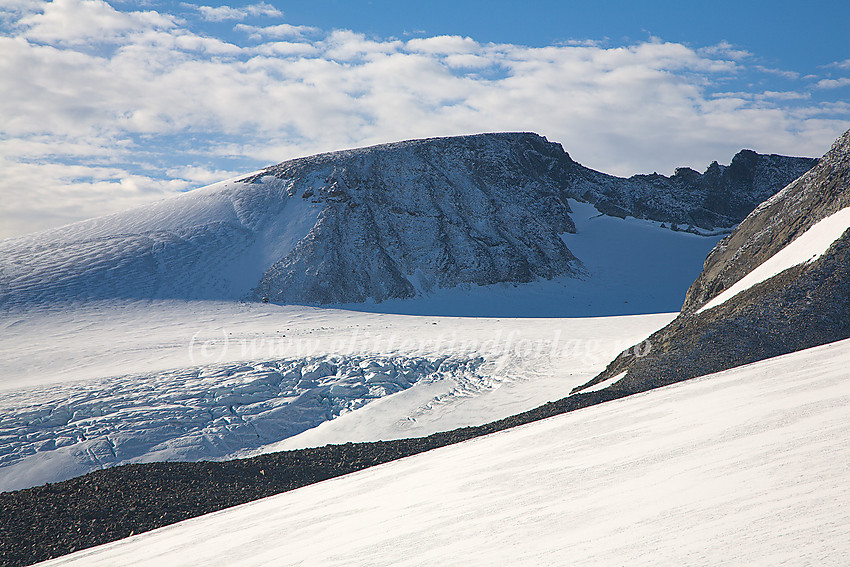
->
[558,147,816,231]
[246,133,815,304]
[246,133,582,305]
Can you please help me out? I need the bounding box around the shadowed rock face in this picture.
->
[682,130,850,313]
[247,133,583,305]
[564,148,817,232]
[574,128,850,396]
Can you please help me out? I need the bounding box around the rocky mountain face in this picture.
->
[574,128,850,396]
[247,133,814,304]
[247,134,582,305]
[681,134,850,313]
[0,132,816,308]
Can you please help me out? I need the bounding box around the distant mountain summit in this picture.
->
[574,128,850,395]
[0,133,816,308]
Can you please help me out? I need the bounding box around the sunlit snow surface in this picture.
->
[0,175,321,306]
[44,338,850,566]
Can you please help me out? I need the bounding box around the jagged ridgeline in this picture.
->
[0,133,815,307]
[574,128,850,396]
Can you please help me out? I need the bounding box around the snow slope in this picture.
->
[44,337,850,566]
[0,175,321,306]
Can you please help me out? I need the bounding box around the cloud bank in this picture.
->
[1,0,849,238]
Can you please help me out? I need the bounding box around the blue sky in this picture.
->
[1,0,849,238]
[276,0,846,69]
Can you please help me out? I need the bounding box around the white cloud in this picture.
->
[321,29,403,60]
[0,154,187,240]
[406,35,479,55]
[760,90,811,101]
[826,59,850,69]
[699,41,752,60]
[564,39,604,47]
[191,2,281,22]
[235,22,319,40]
[754,65,800,80]
[166,165,241,185]
[816,77,850,89]
[1,5,848,239]
[20,0,176,45]
[443,53,492,69]
[0,0,42,20]
[250,40,319,57]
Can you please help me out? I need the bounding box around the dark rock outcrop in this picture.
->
[558,148,816,232]
[682,131,850,313]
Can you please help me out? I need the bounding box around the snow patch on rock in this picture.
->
[698,206,850,312]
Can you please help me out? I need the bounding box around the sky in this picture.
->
[1,0,849,239]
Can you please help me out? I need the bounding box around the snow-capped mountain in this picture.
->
[0,132,819,492]
[0,132,835,566]
[575,128,850,395]
[0,133,814,309]
[248,133,582,305]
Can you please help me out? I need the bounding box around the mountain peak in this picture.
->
[248,132,582,305]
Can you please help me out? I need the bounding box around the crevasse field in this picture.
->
[41,338,850,566]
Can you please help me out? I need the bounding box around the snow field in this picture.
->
[0,176,322,308]
[44,337,850,566]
